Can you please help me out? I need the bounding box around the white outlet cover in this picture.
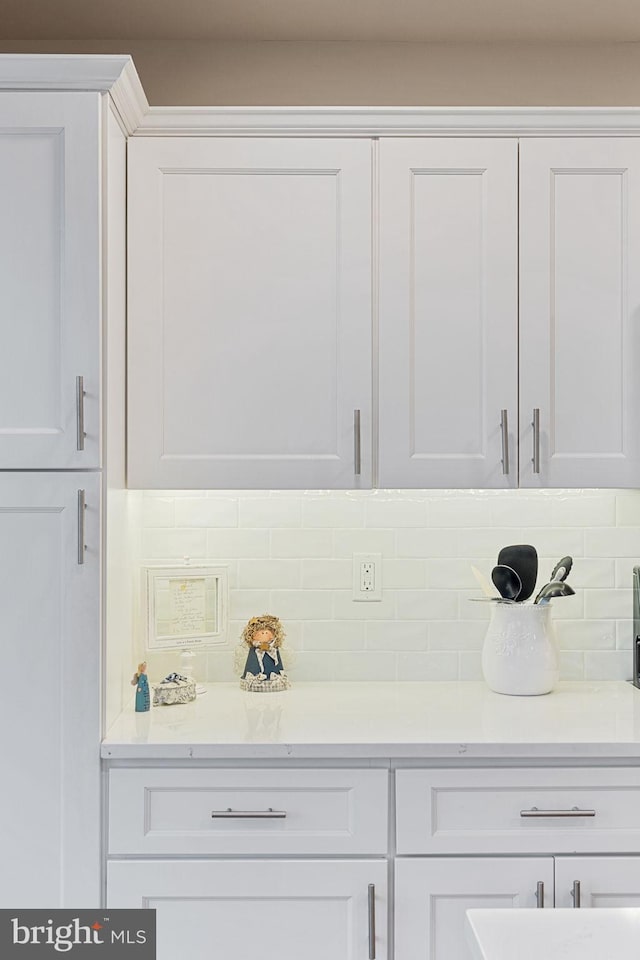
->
[352,553,382,601]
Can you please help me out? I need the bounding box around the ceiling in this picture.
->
[4,0,640,44]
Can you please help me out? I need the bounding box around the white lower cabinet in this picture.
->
[395,856,553,960]
[0,472,101,907]
[395,856,640,960]
[554,857,640,908]
[107,859,387,960]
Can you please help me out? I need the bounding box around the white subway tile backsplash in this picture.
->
[426,497,496,528]
[458,651,483,680]
[584,651,631,681]
[382,559,426,589]
[616,496,640,526]
[428,620,487,651]
[238,559,301,589]
[331,652,397,681]
[333,590,396,620]
[334,529,396,557]
[239,497,302,528]
[142,528,207,559]
[175,497,238,527]
[302,559,352,589]
[141,496,175,528]
[397,651,458,681]
[302,496,366,528]
[304,620,365,651]
[270,589,333,620]
[397,528,458,557]
[270,529,333,558]
[366,498,427,528]
[549,494,615,527]
[229,589,271,620]
[425,558,480,590]
[132,487,640,683]
[584,589,632,620]
[207,528,270,558]
[397,589,458,621]
[366,621,428,651]
[558,651,585,680]
[616,620,633,650]
[555,619,616,650]
[615,559,638,588]
[586,527,640,557]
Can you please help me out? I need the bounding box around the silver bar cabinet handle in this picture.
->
[535,881,544,908]
[368,883,376,960]
[571,880,581,908]
[76,376,85,451]
[211,808,286,819]
[531,407,540,474]
[354,409,361,477]
[77,489,86,565]
[500,409,509,475]
[520,807,596,818]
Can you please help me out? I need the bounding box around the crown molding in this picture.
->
[0,55,149,134]
[137,105,640,137]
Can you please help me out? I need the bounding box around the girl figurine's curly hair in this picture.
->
[241,614,286,648]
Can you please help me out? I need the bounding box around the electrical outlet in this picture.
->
[352,553,382,601]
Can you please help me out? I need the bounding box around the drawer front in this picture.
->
[109,768,388,855]
[396,768,640,855]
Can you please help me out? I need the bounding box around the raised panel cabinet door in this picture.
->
[0,473,101,907]
[555,857,640,908]
[378,139,518,488]
[128,138,372,489]
[520,138,640,487]
[0,93,101,468]
[108,859,387,960]
[395,857,553,960]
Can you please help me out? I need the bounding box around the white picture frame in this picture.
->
[142,564,228,651]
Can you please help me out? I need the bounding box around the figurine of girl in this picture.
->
[237,614,290,692]
[131,661,151,712]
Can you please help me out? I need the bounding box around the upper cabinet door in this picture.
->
[520,138,640,487]
[128,138,372,489]
[378,139,518,488]
[0,93,101,468]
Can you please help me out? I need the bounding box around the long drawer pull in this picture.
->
[211,807,287,819]
[520,806,596,818]
[77,489,86,565]
[76,375,86,451]
[368,883,376,960]
[535,881,544,908]
[500,408,510,475]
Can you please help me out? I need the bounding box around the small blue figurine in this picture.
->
[132,661,150,712]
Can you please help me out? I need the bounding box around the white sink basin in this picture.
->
[466,908,640,960]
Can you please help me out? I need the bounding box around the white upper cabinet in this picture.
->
[378,139,518,488]
[128,137,372,489]
[519,138,640,487]
[0,92,101,468]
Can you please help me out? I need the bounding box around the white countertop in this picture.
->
[101,680,640,760]
[466,908,640,960]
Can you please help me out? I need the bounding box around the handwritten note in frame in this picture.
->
[143,565,228,650]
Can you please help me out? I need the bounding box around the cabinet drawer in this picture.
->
[396,768,640,855]
[109,768,388,855]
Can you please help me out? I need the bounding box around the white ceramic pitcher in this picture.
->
[481,602,558,696]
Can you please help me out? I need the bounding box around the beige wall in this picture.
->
[3,38,640,105]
